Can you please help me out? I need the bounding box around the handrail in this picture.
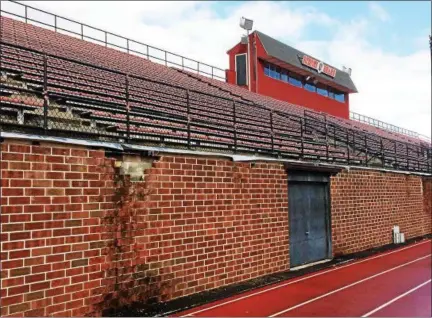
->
[0,0,226,81]
[350,111,430,142]
[0,43,431,174]
[3,1,429,145]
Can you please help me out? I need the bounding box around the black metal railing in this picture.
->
[0,0,226,81]
[350,111,431,142]
[0,41,431,174]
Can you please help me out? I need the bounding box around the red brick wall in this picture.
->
[423,177,432,224]
[0,140,289,317]
[1,139,430,317]
[331,170,432,255]
[1,140,118,317]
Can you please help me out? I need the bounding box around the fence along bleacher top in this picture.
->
[0,0,226,81]
[0,15,431,173]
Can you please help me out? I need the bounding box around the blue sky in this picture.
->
[214,1,431,56]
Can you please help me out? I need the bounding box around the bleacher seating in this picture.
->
[0,15,430,172]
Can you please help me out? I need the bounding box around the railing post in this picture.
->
[197,62,200,74]
[325,116,329,161]
[125,75,130,142]
[43,54,48,133]
[127,39,129,53]
[333,125,337,148]
[25,6,28,23]
[54,15,57,32]
[300,118,304,159]
[146,46,149,60]
[186,90,191,150]
[270,110,274,154]
[105,32,108,47]
[346,129,350,164]
[394,141,398,168]
[81,24,84,40]
[406,144,410,170]
[211,67,214,79]
[182,57,184,70]
[417,146,420,171]
[364,135,368,165]
[380,138,385,168]
[428,148,431,173]
[233,100,237,153]
[165,52,167,66]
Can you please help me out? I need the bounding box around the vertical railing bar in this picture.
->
[182,57,184,71]
[394,141,398,168]
[125,74,130,142]
[165,51,168,66]
[333,125,336,148]
[146,46,149,60]
[81,24,84,40]
[300,118,304,159]
[233,100,237,153]
[427,148,430,173]
[126,39,129,53]
[325,116,329,161]
[197,62,200,74]
[346,129,350,165]
[406,144,410,170]
[43,54,48,133]
[270,110,274,154]
[186,89,191,150]
[54,15,57,32]
[25,6,28,23]
[364,134,368,165]
[105,32,108,47]
[380,138,384,168]
[417,146,420,171]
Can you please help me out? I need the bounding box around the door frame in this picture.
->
[287,170,333,264]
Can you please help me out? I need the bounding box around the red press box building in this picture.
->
[0,4,431,317]
[226,30,357,119]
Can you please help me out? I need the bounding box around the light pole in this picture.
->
[240,17,253,91]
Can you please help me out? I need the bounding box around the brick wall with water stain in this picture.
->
[1,139,430,317]
[0,140,289,316]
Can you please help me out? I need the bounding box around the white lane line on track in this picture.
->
[184,239,430,316]
[269,254,431,317]
[361,279,432,317]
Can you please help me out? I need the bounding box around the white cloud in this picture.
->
[369,2,390,22]
[2,0,430,137]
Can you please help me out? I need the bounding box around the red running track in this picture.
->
[175,239,431,317]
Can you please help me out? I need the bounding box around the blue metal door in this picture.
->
[288,172,331,268]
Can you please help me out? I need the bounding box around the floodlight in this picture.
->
[240,17,253,31]
[306,76,312,81]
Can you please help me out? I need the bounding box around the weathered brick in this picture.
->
[9,303,30,314]
[10,267,30,277]
[71,259,88,268]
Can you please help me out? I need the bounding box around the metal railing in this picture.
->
[350,111,431,142]
[2,1,429,145]
[0,0,227,81]
[1,42,431,174]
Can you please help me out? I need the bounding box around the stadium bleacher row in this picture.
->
[0,16,430,173]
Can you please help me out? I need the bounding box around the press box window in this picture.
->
[288,74,302,88]
[334,91,345,102]
[317,85,329,97]
[235,54,247,86]
[304,83,316,92]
